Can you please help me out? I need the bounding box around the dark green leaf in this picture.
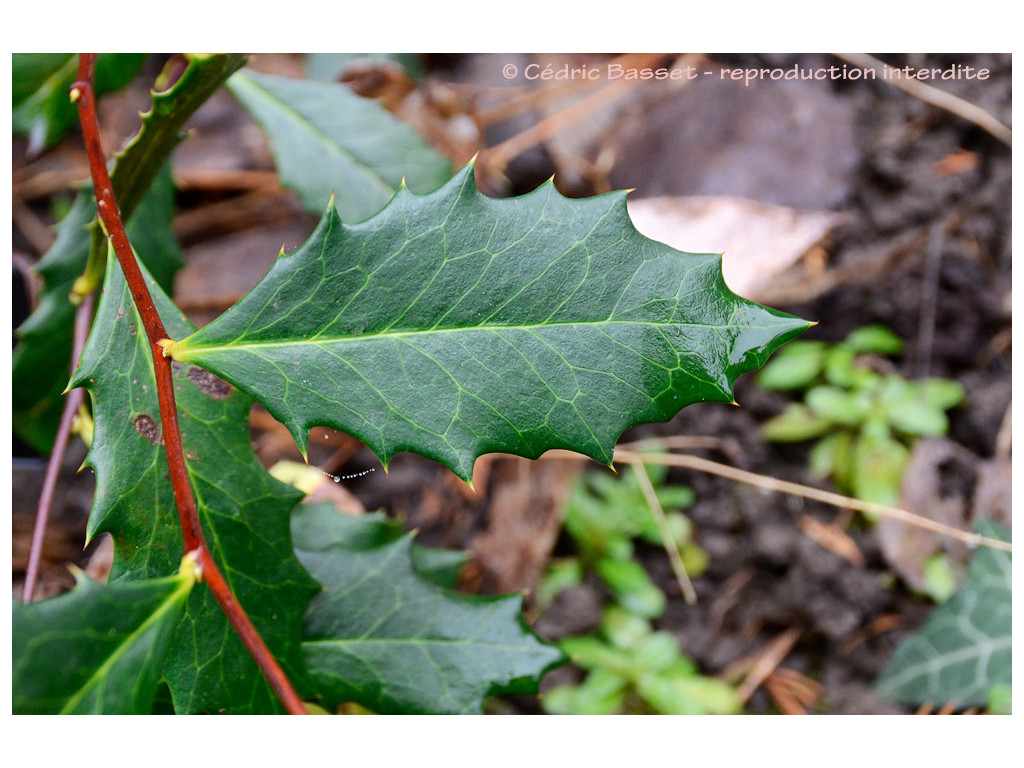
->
[877,523,1011,708]
[410,545,470,589]
[70,257,319,714]
[12,566,195,714]
[293,503,565,714]
[111,54,248,217]
[169,164,810,482]
[226,69,451,222]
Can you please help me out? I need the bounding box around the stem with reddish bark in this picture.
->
[72,53,307,715]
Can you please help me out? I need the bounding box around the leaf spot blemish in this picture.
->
[187,367,232,399]
[134,414,162,445]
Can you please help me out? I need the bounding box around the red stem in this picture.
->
[72,53,308,715]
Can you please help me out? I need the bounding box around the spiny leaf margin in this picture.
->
[293,503,566,714]
[12,564,196,714]
[169,162,811,482]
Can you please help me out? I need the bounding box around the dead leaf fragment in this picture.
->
[878,438,974,590]
[798,515,865,567]
[627,196,845,300]
[933,148,978,176]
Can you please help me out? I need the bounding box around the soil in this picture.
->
[12,52,1011,714]
[544,53,1011,715]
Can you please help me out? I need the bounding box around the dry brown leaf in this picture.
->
[469,456,579,595]
[626,196,845,300]
[878,437,974,591]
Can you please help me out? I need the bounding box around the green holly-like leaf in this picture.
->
[70,256,320,714]
[167,164,810,482]
[12,564,196,714]
[226,69,452,223]
[876,522,1011,708]
[14,166,183,453]
[293,503,565,714]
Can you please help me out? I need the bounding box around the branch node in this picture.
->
[181,548,205,583]
[157,338,178,357]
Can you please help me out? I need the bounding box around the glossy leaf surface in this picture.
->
[170,164,810,481]
[293,503,565,714]
[12,568,194,714]
[71,258,319,714]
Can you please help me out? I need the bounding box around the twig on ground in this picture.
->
[631,461,698,604]
[611,449,1013,554]
[734,628,802,703]
[22,293,94,603]
[764,667,823,714]
[707,566,755,630]
[838,612,903,655]
[617,435,724,452]
[544,447,1010,553]
[832,53,1011,147]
